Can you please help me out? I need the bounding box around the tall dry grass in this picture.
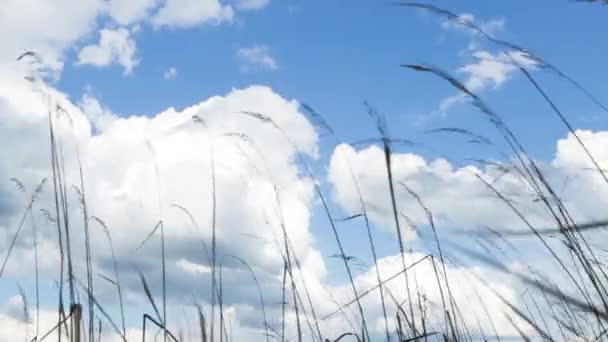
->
[6,2,608,341]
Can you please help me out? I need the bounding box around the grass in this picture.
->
[6,2,608,341]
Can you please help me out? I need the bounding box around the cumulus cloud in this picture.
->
[236,45,278,72]
[0,78,326,335]
[413,49,539,126]
[77,28,139,74]
[151,0,234,28]
[79,91,119,132]
[4,68,605,342]
[2,294,29,324]
[0,0,272,80]
[108,0,159,25]
[0,0,105,73]
[328,143,545,237]
[328,252,527,339]
[413,12,541,126]
[3,1,607,339]
[0,0,277,78]
[0,68,541,339]
[459,50,537,92]
[0,293,256,342]
[78,85,320,274]
[324,130,608,340]
[0,299,60,341]
[550,130,608,220]
[0,1,317,337]
[328,130,608,262]
[2,49,604,339]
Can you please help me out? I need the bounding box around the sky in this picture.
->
[1,0,608,341]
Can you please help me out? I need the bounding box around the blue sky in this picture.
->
[2,0,608,340]
[56,0,608,152]
[54,2,608,250]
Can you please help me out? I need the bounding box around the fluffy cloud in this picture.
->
[328,131,608,239]
[551,130,608,219]
[440,12,505,38]
[459,50,537,92]
[0,68,539,340]
[0,1,320,337]
[236,45,278,72]
[0,0,268,81]
[0,294,258,342]
[108,0,159,25]
[414,12,540,126]
[413,49,538,126]
[0,0,275,82]
[151,0,234,28]
[78,85,320,274]
[3,1,605,340]
[328,143,546,237]
[78,91,119,132]
[327,252,527,339]
[0,76,327,336]
[1,57,602,339]
[77,28,139,74]
[0,0,104,73]
[325,130,608,339]
[0,298,60,342]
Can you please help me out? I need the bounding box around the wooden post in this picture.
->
[71,304,82,342]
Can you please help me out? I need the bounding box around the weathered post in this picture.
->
[71,304,82,342]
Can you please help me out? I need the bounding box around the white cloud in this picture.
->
[555,130,608,170]
[79,91,119,132]
[0,80,322,318]
[0,69,544,339]
[441,12,505,37]
[3,1,606,339]
[108,0,159,25]
[0,0,274,80]
[151,0,234,28]
[76,85,320,271]
[236,45,278,72]
[0,294,255,342]
[328,128,608,241]
[163,66,178,80]
[551,130,608,219]
[77,28,139,74]
[236,0,270,10]
[0,1,296,336]
[2,294,29,324]
[0,299,61,341]
[325,131,608,338]
[2,66,606,341]
[413,49,539,126]
[0,0,105,73]
[459,50,537,92]
[328,143,549,237]
[0,0,273,81]
[329,252,527,338]
[414,14,541,126]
